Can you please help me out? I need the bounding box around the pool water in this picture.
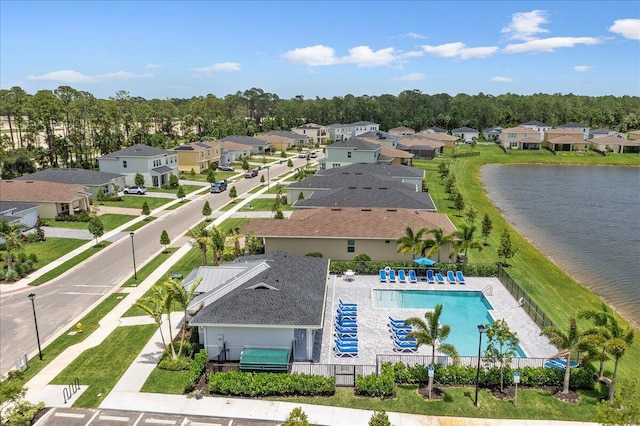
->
[374,290,525,357]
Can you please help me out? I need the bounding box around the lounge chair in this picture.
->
[389,323,412,333]
[392,328,412,339]
[335,319,357,328]
[408,269,418,283]
[388,316,406,326]
[336,311,357,321]
[379,269,387,282]
[435,273,446,285]
[334,345,358,357]
[338,305,357,314]
[455,271,466,284]
[447,270,457,284]
[339,299,357,309]
[549,357,579,369]
[398,269,407,283]
[334,329,357,338]
[388,269,396,282]
[393,338,418,353]
[335,324,358,334]
[335,334,358,344]
[426,269,436,284]
[334,339,358,349]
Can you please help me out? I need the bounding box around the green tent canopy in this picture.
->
[239,348,291,373]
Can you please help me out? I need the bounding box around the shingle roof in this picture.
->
[207,140,252,151]
[221,136,270,147]
[520,120,549,126]
[16,168,123,185]
[590,128,613,135]
[0,201,38,215]
[357,131,398,142]
[591,136,639,146]
[244,208,455,238]
[425,126,447,133]
[548,135,584,143]
[263,130,310,140]
[151,166,174,173]
[350,121,378,126]
[0,180,89,203]
[328,138,380,151]
[294,123,324,130]
[557,123,588,128]
[500,126,541,133]
[380,146,414,158]
[99,144,173,158]
[452,127,478,133]
[294,186,436,210]
[189,251,328,327]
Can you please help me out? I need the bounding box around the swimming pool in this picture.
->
[374,290,525,357]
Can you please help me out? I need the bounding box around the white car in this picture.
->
[298,152,308,158]
[123,186,147,195]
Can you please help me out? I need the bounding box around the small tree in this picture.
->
[274,210,284,219]
[369,410,392,426]
[96,187,105,201]
[465,205,478,224]
[134,172,145,187]
[483,319,519,392]
[497,229,518,265]
[141,201,151,220]
[541,317,581,395]
[280,150,286,158]
[87,215,104,246]
[260,174,265,184]
[207,168,216,184]
[176,185,186,202]
[453,191,465,216]
[202,200,212,221]
[35,216,45,241]
[229,186,237,202]
[595,379,640,426]
[169,174,179,188]
[160,230,170,253]
[444,174,456,194]
[438,162,449,179]
[283,407,309,426]
[481,214,493,245]
[287,158,293,168]
[241,156,249,170]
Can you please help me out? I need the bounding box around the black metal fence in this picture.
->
[376,354,550,373]
[497,266,557,331]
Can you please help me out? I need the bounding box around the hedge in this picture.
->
[355,363,395,398]
[184,349,209,393]
[208,371,335,397]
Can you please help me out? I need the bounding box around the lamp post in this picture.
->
[27,293,43,361]
[129,232,137,281]
[267,166,270,192]
[474,324,485,406]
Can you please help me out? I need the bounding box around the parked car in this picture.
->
[298,151,308,159]
[123,185,147,195]
[210,179,228,193]
[244,169,259,178]
[310,151,317,158]
[218,164,235,172]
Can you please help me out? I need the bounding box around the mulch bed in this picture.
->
[490,385,580,404]
[418,385,446,400]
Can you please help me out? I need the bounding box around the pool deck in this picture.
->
[316,272,557,366]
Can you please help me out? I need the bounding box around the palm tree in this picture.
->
[208,226,226,265]
[450,223,483,262]
[421,227,451,263]
[165,277,202,358]
[603,317,634,401]
[188,224,209,266]
[579,304,614,379]
[405,304,459,365]
[541,317,581,394]
[0,220,25,271]
[396,227,427,259]
[134,286,170,355]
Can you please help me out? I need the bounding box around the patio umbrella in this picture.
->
[413,257,436,266]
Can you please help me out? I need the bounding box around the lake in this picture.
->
[482,164,640,327]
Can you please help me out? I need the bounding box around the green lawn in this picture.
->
[147,184,204,195]
[96,196,170,210]
[181,171,238,182]
[42,214,136,231]
[417,145,640,381]
[219,218,250,235]
[241,198,293,211]
[51,324,157,408]
[220,198,244,211]
[30,242,112,286]
[18,237,86,267]
[121,248,177,288]
[122,216,157,232]
[141,368,189,394]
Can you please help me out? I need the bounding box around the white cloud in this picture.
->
[422,42,498,59]
[402,32,427,39]
[504,37,601,53]
[394,73,425,81]
[491,76,514,82]
[609,18,640,40]
[342,46,396,67]
[193,62,241,72]
[27,69,152,83]
[502,10,549,41]
[397,50,424,60]
[574,65,591,72]
[145,63,161,69]
[281,45,338,66]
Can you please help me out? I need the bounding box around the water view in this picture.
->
[482,164,640,327]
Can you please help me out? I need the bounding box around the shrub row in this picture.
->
[184,349,209,393]
[355,363,395,398]
[55,212,92,222]
[208,371,335,397]
[330,261,498,277]
[391,363,594,390]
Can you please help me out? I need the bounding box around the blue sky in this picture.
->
[1,1,639,100]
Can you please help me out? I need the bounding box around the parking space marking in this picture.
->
[99,415,130,422]
[54,412,85,418]
[145,419,176,425]
[190,422,223,426]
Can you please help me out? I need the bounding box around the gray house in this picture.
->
[187,250,329,363]
[452,127,480,143]
[520,120,551,133]
[556,123,590,141]
[322,138,381,168]
[351,121,380,136]
[16,168,126,199]
[0,201,39,233]
[221,136,271,155]
[97,144,179,187]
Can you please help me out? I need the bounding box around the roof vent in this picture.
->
[331,208,342,211]
[361,209,371,212]
[387,209,397,212]
[248,282,279,291]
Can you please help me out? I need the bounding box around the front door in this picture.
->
[152,176,159,187]
[293,329,307,361]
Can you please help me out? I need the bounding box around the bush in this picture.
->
[284,407,309,426]
[208,371,335,397]
[369,410,391,426]
[305,252,323,258]
[5,269,19,282]
[159,356,190,371]
[355,363,395,398]
[184,349,209,393]
[55,212,92,222]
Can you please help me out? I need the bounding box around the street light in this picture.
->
[474,324,485,406]
[129,232,137,281]
[267,166,270,192]
[27,293,43,361]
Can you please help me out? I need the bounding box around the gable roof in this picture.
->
[293,123,325,130]
[350,121,378,127]
[501,126,541,134]
[244,208,455,239]
[380,146,414,158]
[557,122,588,128]
[221,136,270,147]
[16,168,124,186]
[0,180,89,203]
[99,143,174,158]
[357,131,398,142]
[520,120,549,127]
[263,130,310,140]
[548,135,584,143]
[294,186,436,210]
[207,140,252,151]
[591,135,640,146]
[0,201,38,216]
[424,126,447,133]
[328,137,380,151]
[188,250,328,328]
[452,126,478,133]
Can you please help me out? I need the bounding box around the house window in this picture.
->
[347,239,355,253]
[508,133,516,138]
[332,163,341,168]
[122,160,127,168]
[510,142,518,148]
[347,152,352,158]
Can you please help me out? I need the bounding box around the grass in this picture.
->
[51,324,157,408]
[141,368,189,394]
[416,144,640,381]
[96,196,170,210]
[18,237,86,268]
[240,198,293,211]
[30,242,112,286]
[121,247,177,288]
[4,294,126,387]
[43,215,136,231]
[122,216,157,232]
[272,385,602,422]
[220,198,243,211]
[165,199,191,210]
[218,218,250,235]
[181,171,238,182]
[147,184,204,195]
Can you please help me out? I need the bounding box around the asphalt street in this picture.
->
[0,157,309,376]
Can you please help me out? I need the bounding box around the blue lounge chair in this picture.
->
[455,271,466,284]
[447,270,457,284]
[388,269,396,282]
[336,319,357,329]
[339,299,357,309]
[335,324,358,334]
[336,314,357,323]
[388,317,406,326]
[398,270,407,283]
[335,345,358,357]
[379,269,387,282]
[334,329,357,338]
[392,328,412,339]
[335,334,358,344]
[389,323,412,333]
[435,273,446,284]
[426,269,436,284]
[549,357,579,369]
[393,338,418,353]
[334,339,358,349]
[408,269,418,283]
[336,309,357,317]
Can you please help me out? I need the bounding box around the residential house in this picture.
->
[543,130,588,151]
[291,123,329,144]
[286,163,426,205]
[97,144,179,187]
[556,123,590,141]
[15,168,126,199]
[589,128,625,139]
[629,130,640,140]
[452,126,480,143]
[351,121,380,136]
[207,140,252,165]
[416,131,459,148]
[0,201,39,231]
[498,127,543,150]
[590,136,640,154]
[254,131,311,151]
[322,138,381,169]
[483,126,503,141]
[187,250,328,362]
[174,141,221,174]
[243,208,456,262]
[520,120,551,134]
[221,136,271,155]
[397,134,445,159]
[422,126,448,134]
[388,126,415,136]
[379,146,414,165]
[357,131,399,149]
[0,180,90,219]
[327,124,354,141]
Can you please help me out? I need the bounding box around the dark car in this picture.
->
[210,179,228,193]
[218,164,235,172]
[123,185,147,195]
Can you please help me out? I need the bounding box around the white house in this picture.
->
[327,124,354,141]
[483,126,503,141]
[350,121,380,136]
[97,144,179,187]
[452,127,479,143]
[519,120,551,136]
[0,201,39,234]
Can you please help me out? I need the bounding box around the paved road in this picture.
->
[0,157,310,376]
